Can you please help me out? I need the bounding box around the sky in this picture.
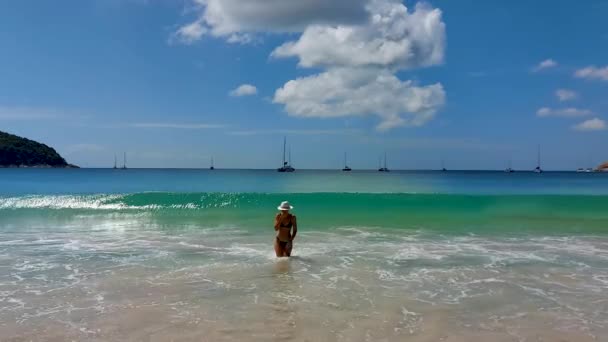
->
[0,0,607,170]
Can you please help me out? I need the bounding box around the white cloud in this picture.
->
[533,59,558,72]
[230,84,258,97]
[131,123,225,129]
[573,118,606,131]
[273,68,445,131]
[271,1,446,131]
[174,0,368,43]
[175,0,446,131]
[271,1,445,70]
[574,65,608,81]
[536,107,591,118]
[358,135,511,151]
[0,106,65,120]
[228,128,358,136]
[555,89,577,102]
[173,20,208,44]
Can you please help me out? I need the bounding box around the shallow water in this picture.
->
[1,170,607,341]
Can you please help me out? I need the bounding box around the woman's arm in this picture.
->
[290,216,298,241]
[274,213,281,231]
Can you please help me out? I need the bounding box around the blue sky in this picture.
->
[1,0,607,170]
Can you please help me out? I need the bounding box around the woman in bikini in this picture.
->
[274,201,298,257]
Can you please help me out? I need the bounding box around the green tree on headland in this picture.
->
[0,130,77,168]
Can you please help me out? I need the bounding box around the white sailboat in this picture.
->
[122,152,127,170]
[577,156,593,172]
[342,152,352,172]
[378,152,389,172]
[505,158,514,173]
[277,137,295,172]
[533,145,542,173]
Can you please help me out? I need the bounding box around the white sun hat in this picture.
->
[277,201,294,211]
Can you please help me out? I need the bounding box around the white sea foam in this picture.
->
[0,195,126,210]
[1,221,607,339]
[0,195,207,211]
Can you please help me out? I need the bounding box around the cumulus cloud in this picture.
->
[573,118,606,131]
[536,107,591,118]
[271,1,445,70]
[173,20,208,44]
[270,1,446,130]
[533,59,558,72]
[175,0,447,131]
[174,0,368,43]
[574,65,608,81]
[273,68,445,131]
[230,84,258,97]
[555,89,577,102]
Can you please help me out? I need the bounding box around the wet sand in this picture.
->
[1,204,607,342]
[2,234,606,341]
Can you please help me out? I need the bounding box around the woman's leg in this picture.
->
[274,238,284,257]
[285,241,292,257]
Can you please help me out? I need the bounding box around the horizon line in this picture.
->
[20,167,607,173]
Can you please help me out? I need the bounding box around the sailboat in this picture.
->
[288,146,295,171]
[277,137,295,172]
[122,152,127,170]
[577,156,593,172]
[342,152,352,172]
[505,158,514,173]
[210,157,215,170]
[533,145,542,173]
[378,152,389,172]
[113,154,117,169]
[441,159,447,172]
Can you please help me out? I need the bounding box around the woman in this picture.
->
[274,201,298,257]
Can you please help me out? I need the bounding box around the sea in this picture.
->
[1,169,607,341]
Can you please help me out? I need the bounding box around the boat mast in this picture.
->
[537,145,541,169]
[114,154,117,169]
[282,137,287,166]
[123,152,127,169]
[384,152,387,169]
[344,152,347,167]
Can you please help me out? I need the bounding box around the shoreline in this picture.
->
[1,224,605,341]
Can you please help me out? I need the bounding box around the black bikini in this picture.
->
[276,217,293,248]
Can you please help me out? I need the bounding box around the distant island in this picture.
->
[0,130,78,168]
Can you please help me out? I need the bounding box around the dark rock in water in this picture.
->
[0,130,78,168]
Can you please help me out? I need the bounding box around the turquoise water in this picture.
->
[3,168,608,195]
[1,169,607,340]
